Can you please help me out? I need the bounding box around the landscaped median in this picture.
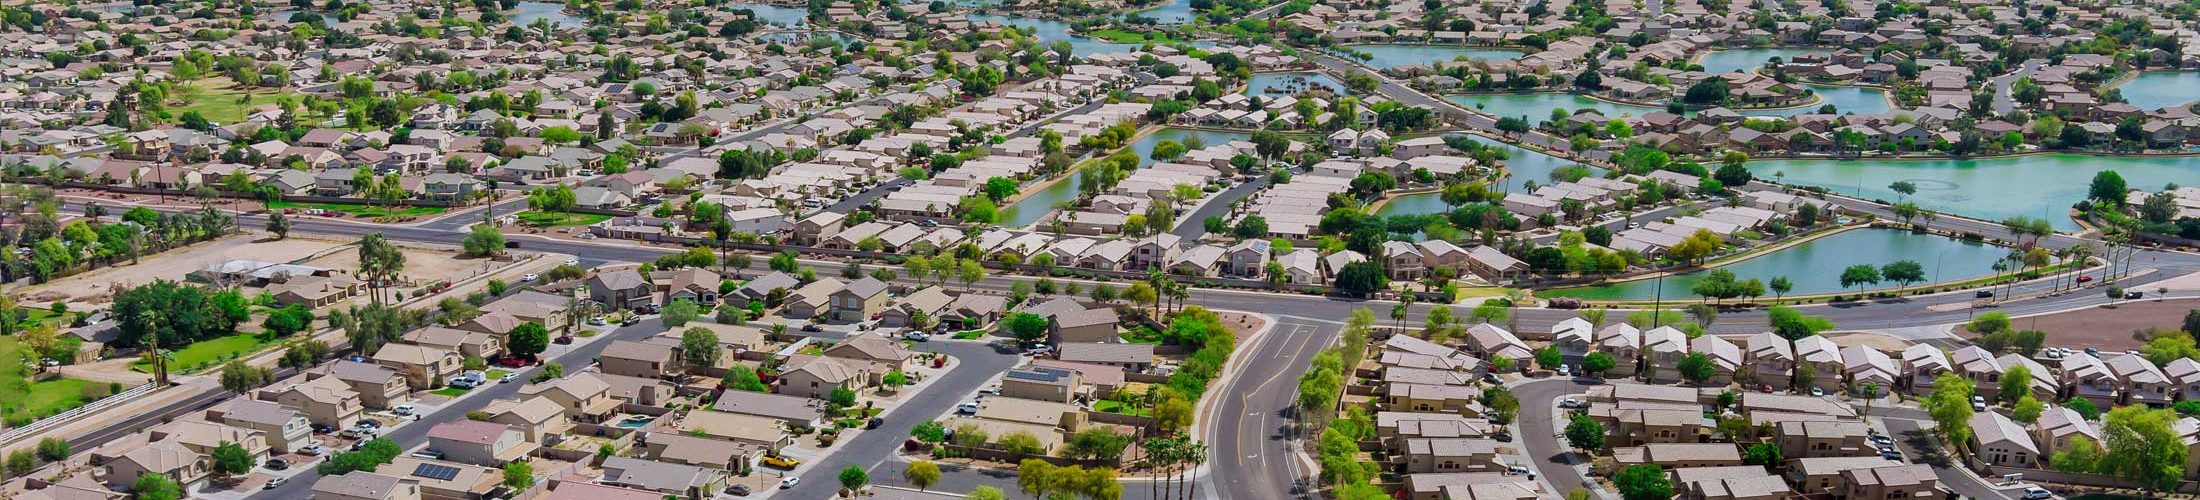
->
[270,200,448,219]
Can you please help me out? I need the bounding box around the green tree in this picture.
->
[211,441,254,478]
[680,327,721,369]
[1003,312,1050,342]
[462,225,505,257]
[2053,435,2105,473]
[724,365,768,392]
[1582,352,1617,376]
[2100,405,2189,491]
[2090,170,2129,205]
[132,474,182,500]
[2012,395,2044,424]
[1999,364,2033,404]
[1838,264,1882,292]
[1564,414,1605,452]
[1924,374,1977,455]
[829,386,858,407]
[904,460,941,491]
[34,438,68,462]
[661,299,701,327]
[1880,260,1926,291]
[1742,442,1783,466]
[1614,464,1673,500]
[838,465,869,490]
[503,461,536,489]
[1677,352,1715,385]
[507,321,550,358]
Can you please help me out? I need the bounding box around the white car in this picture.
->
[392,404,416,417]
[1557,398,1586,409]
[2021,487,2052,499]
[780,477,801,489]
[564,259,580,267]
[499,373,518,384]
[519,273,539,282]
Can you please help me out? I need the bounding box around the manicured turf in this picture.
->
[131,333,272,373]
[174,80,302,124]
[270,201,447,218]
[515,211,611,227]
[431,387,472,397]
[1085,29,1179,43]
[1094,399,1151,416]
[0,337,101,422]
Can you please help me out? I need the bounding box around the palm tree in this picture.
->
[1179,441,1209,500]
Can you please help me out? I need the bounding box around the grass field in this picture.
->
[432,387,472,397]
[1085,29,1180,43]
[516,211,611,227]
[131,333,274,373]
[952,330,986,340]
[1094,399,1151,416]
[270,201,448,218]
[0,337,102,424]
[174,79,301,124]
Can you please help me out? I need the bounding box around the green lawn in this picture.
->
[487,369,510,380]
[1119,326,1164,344]
[952,330,987,340]
[1094,399,1151,416]
[1085,28,1181,43]
[516,211,611,227]
[131,333,273,374]
[431,387,472,397]
[0,337,102,424]
[269,201,447,218]
[174,79,303,124]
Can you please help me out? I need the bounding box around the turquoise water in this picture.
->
[1375,141,1593,216]
[1135,0,1195,23]
[1447,85,1888,120]
[2116,71,2200,111]
[1246,72,1350,97]
[971,15,1143,55]
[730,2,810,27]
[1345,45,1524,69]
[997,129,1252,227]
[513,2,581,27]
[1696,48,1829,74]
[1748,154,2200,231]
[1541,229,2012,300]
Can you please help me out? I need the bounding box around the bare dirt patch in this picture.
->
[304,244,487,288]
[1954,298,2199,352]
[1821,331,1914,352]
[13,235,341,310]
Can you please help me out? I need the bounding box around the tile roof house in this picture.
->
[601,340,679,379]
[1970,411,2038,467]
[588,270,654,310]
[597,457,725,498]
[424,420,534,467]
[1057,342,1156,372]
[311,472,422,500]
[372,343,464,390]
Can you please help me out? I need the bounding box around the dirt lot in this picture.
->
[1953,298,2199,352]
[15,235,342,310]
[305,243,488,289]
[1820,331,1913,352]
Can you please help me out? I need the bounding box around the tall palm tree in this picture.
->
[1180,441,1209,500]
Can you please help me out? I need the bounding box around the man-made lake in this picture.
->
[1540,228,2011,301]
[1375,141,1593,216]
[1343,45,1524,69]
[998,129,1252,227]
[1747,154,2200,231]
[728,2,809,27]
[1246,72,1350,97]
[1447,85,1889,121]
[1696,48,1829,74]
[513,2,581,27]
[2116,71,2200,111]
[971,15,1143,55]
[1135,0,1195,23]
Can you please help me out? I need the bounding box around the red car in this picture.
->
[496,356,531,368]
[2077,275,2094,283]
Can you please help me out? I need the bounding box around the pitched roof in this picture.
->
[426,420,514,446]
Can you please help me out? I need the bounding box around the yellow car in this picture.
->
[761,455,801,469]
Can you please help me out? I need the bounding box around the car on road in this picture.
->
[800,324,823,332]
[564,259,580,267]
[902,331,930,342]
[1557,398,1585,409]
[1556,365,1570,377]
[1975,290,1995,298]
[2022,487,2053,499]
[2126,291,2144,299]
[587,316,607,326]
[866,417,884,429]
[2077,275,2094,283]
[620,316,640,326]
[500,373,518,384]
[780,477,800,489]
[729,484,752,496]
[392,404,416,416]
[264,478,286,490]
[520,273,539,282]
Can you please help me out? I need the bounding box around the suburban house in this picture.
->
[425,420,535,467]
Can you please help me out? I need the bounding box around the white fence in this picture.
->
[0,381,160,446]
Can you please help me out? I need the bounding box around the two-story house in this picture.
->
[220,400,313,455]
[373,343,464,390]
[425,420,535,467]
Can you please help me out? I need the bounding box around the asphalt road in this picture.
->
[1206,318,1331,500]
[1171,176,1270,244]
[774,335,1025,499]
[250,318,670,499]
[1513,378,1600,497]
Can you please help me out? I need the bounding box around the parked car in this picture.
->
[300,444,324,456]
[264,478,287,490]
[957,402,981,415]
[265,458,289,470]
[780,477,800,489]
[519,273,539,282]
[554,336,574,345]
[729,484,752,496]
[2021,487,2053,499]
[866,417,884,429]
[2126,291,2144,299]
[500,373,518,384]
[587,316,607,326]
[1557,398,1585,409]
[762,455,801,469]
[392,404,416,416]
[1974,290,1995,298]
[311,424,335,434]
[800,324,823,333]
[902,331,930,342]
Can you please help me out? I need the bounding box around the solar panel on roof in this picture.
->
[413,463,461,481]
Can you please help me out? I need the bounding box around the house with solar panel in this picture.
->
[378,457,499,499]
[424,421,535,467]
